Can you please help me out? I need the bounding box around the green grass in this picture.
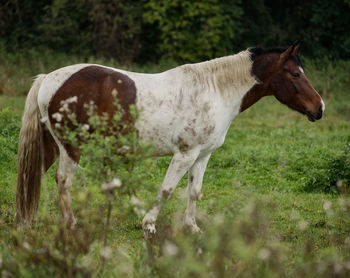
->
[1,55,350,277]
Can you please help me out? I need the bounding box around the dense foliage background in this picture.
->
[1,0,350,63]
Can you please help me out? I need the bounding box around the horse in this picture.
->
[16,43,324,235]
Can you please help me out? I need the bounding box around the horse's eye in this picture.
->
[292,72,300,78]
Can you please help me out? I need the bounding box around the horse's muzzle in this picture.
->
[307,107,323,122]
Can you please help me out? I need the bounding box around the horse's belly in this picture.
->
[136,115,176,156]
[135,108,232,157]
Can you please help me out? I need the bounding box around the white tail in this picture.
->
[16,74,46,227]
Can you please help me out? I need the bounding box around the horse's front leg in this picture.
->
[142,148,200,236]
[184,153,211,232]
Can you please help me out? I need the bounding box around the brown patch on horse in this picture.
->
[48,66,137,162]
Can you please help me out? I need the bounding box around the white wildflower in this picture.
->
[131,196,145,216]
[336,180,343,189]
[290,210,300,221]
[162,240,178,257]
[133,207,146,217]
[324,200,334,216]
[297,220,309,231]
[81,124,90,131]
[338,198,349,212]
[118,145,131,155]
[258,248,271,261]
[112,89,118,98]
[323,200,332,211]
[59,103,69,113]
[100,246,112,260]
[338,197,346,207]
[101,178,122,193]
[23,241,31,250]
[243,201,255,214]
[130,196,145,206]
[67,96,78,103]
[52,112,63,122]
[213,213,225,225]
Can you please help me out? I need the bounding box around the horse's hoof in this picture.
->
[64,217,77,229]
[185,224,202,233]
[143,223,156,238]
[190,224,202,233]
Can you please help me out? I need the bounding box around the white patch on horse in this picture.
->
[298,66,304,74]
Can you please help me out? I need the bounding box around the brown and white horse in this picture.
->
[16,43,324,234]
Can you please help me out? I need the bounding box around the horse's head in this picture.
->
[251,43,325,122]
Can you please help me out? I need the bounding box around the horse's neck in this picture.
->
[185,50,258,105]
[239,53,279,112]
[239,83,270,112]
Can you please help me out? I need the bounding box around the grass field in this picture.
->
[0,55,350,277]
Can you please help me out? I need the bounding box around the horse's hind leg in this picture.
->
[42,125,59,173]
[56,146,78,227]
[142,148,200,235]
[184,153,211,232]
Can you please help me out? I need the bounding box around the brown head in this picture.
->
[241,43,325,122]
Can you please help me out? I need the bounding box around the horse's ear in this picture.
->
[292,43,300,55]
[280,45,294,61]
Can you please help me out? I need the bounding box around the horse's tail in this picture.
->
[16,74,46,227]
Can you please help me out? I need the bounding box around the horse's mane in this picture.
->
[179,50,257,99]
[249,46,303,67]
[249,46,287,58]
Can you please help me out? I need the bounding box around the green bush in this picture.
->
[36,0,92,55]
[304,145,350,193]
[143,0,242,62]
[91,0,144,63]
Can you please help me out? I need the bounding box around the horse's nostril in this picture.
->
[318,106,323,114]
[316,105,324,120]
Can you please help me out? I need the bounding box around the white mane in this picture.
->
[179,50,258,100]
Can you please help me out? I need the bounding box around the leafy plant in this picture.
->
[304,145,350,193]
[143,0,243,62]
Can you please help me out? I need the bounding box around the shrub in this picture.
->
[36,0,92,55]
[91,0,144,63]
[143,0,243,62]
[303,144,350,193]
